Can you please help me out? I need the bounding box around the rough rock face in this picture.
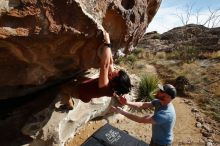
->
[0,69,140,146]
[0,0,161,99]
[20,71,140,146]
[22,74,140,146]
[137,31,173,52]
[22,96,113,146]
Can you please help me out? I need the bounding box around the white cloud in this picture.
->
[147,6,183,33]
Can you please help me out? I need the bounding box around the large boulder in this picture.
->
[21,71,141,146]
[0,0,161,99]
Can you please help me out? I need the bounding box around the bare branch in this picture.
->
[175,3,194,26]
[211,14,220,27]
[211,8,220,27]
[175,3,220,28]
[194,8,202,24]
[185,3,193,25]
[202,7,220,27]
[175,9,185,25]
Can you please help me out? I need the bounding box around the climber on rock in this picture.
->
[60,31,132,110]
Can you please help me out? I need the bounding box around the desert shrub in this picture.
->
[198,96,220,122]
[213,112,220,122]
[184,46,195,59]
[115,48,146,65]
[167,46,198,62]
[210,50,220,59]
[151,34,160,39]
[166,49,181,59]
[115,56,124,64]
[126,54,137,64]
[132,48,144,56]
[137,74,160,102]
[155,52,166,59]
[116,54,137,65]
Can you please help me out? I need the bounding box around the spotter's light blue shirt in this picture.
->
[151,99,176,145]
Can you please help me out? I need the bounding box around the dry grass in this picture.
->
[155,52,166,59]
[121,47,220,123]
[210,50,220,59]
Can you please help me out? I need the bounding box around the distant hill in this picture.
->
[137,24,220,52]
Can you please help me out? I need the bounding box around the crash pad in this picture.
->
[81,123,148,146]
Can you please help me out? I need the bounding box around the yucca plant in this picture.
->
[137,74,160,102]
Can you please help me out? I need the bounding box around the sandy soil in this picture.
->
[66,97,206,146]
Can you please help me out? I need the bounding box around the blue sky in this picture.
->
[147,0,220,33]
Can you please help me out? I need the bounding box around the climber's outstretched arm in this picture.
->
[99,32,114,88]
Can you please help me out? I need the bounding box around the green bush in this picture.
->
[167,46,198,62]
[115,56,124,64]
[184,46,197,60]
[116,54,137,65]
[151,34,161,39]
[126,54,137,64]
[132,48,144,55]
[137,74,160,102]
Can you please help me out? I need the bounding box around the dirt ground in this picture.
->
[66,97,209,146]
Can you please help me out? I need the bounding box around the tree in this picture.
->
[175,4,220,28]
[175,3,194,26]
[202,7,220,27]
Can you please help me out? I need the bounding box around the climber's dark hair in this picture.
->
[111,70,132,95]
